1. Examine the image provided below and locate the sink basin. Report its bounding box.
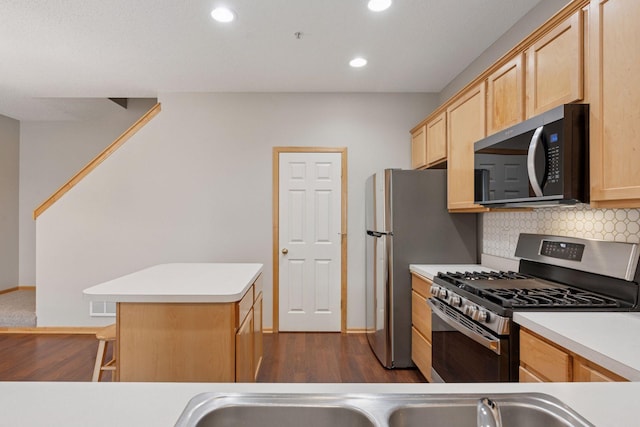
[388,394,592,427]
[174,394,377,427]
[175,392,594,427]
[190,405,375,427]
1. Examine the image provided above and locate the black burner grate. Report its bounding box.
[442,271,530,281]
[479,287,621,309]
[436,270,624,310]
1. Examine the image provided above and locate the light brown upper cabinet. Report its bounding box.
[487,54,525,135]
[589,0,640,207]
[409,0,640,209]
[426,111,447,167]
[525,9,584,118]
[446,82,488,212]
[411,124,427,169]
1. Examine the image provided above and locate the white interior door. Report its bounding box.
[279,152,342,331]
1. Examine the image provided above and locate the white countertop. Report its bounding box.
[83,263,263,303]
[410,264,495,280]
[514,311,640,381]
[1,381,639,426]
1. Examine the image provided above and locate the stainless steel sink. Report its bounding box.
[175,394,377,427]
[387,394,592,427]
[175,392,594,427]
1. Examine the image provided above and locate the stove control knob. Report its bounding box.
[438,288,448,299]
[450,295,462,307]
[430,286,439,297]
[473,310,489,323]
[463,305,477,318]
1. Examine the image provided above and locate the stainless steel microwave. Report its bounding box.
[474,104,589,208]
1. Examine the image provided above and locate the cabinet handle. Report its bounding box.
[281,248,288,254]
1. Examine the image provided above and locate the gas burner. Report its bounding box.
[436,271,531,293]
[443,271,530,281]
[479,287,621,309]
[435,269,628,311]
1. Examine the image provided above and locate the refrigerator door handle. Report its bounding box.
[367,230,393,238]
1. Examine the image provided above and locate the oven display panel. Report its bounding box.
[540,240,585,261]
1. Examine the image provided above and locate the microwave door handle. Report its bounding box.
[527,125,545,197]
[428,300,502,355]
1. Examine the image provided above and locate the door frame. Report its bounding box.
[272,146,348,333]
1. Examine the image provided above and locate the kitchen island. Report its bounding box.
[83,263,263,382]
[1,381,639,426]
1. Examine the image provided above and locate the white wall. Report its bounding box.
[19,98,157,286]
[440,0,571,103]
[36,92,438,327]
[0,114,20,291]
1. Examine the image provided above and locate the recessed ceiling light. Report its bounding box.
[367,0,392,12]
[349,57,368,68]
[211,7,236,23]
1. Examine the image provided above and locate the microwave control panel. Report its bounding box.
[546,132,561,184]
[542,119,564,193]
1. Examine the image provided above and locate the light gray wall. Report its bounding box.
[0,114,20,291]
[19,98,157,286]
[439,0,571,103]
[35,92,438,327]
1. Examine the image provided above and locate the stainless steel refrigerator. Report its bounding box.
[365,169,478,368]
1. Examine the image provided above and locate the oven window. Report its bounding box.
[431,310,512,383]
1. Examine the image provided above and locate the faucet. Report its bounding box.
[477,397,502,427]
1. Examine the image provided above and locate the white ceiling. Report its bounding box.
[0,0,543,121]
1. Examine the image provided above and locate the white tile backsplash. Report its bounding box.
[482,204,640,259]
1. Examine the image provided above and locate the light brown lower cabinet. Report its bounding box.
[519,328,627,383]
[411,273,433,381]
[411,327,432,381]
[116,274,263,382]
[253,291,263,380]
[235,306,254,382]
[236,280,264,382]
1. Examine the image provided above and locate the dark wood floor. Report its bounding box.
[258,332,425,382]
[0,332,425,383]
[0,334,100,381]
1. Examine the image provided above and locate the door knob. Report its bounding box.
[281,248,289,254]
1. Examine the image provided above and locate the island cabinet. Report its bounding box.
[253,276,264,380]
[235,276,262,382]
[411,273,433,382]
[486,54,525,135]
[446,82,488,212]
[588,0,640,207]
[117,274,263,383]
[525,8,585,118]
[235,273,264,382]
[519,328,627,383]
[87,264,266,383]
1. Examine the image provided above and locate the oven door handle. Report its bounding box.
[428,299,502,356]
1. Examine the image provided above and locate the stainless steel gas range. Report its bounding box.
[428,233,640,383]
